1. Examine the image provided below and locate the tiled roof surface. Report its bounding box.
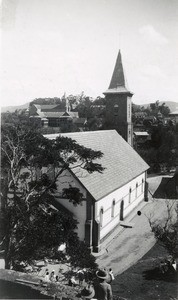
[40,105,58,110]
[33,104,41,109]
[43,112,65,118]
[43,111,78,118]
[45,130,149,201]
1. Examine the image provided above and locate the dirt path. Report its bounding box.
[96,175,176,276]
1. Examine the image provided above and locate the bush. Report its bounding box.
[67,236,98,271]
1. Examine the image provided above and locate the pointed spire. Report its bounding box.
[104,50,133,95]
[61,92,66,102]
[109,50,126,89]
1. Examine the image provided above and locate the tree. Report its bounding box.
[1,115,104,269]
[137,120,176,172]
[76,96,93,118]
[149,100,170,117]
[148,201,178,258]
[150,100,160,116]
[30,97,62,105]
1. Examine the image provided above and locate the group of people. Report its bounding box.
[43,267,115,299]
[44,269,60,283]
[80,268,114,300]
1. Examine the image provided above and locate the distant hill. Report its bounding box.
[1,100,178,114]
[139,101,178,112]
[1,102,29,113]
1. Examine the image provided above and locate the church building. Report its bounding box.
[44,50,149,252]
[45,130,149,253]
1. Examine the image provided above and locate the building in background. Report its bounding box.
[28,98,86,131]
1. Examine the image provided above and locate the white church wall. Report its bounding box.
[54,169,87,241]
[95,172,146,240]
[55,197,86,241]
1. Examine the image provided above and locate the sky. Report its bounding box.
[1,0,178,107]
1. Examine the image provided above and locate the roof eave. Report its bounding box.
[103,89,134,96]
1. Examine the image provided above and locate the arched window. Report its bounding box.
[111,200,115,218]
[100,208,104,227]
[129,188,132,203]
[114,104,119,116]
[141,179,144,193]
[135,183,138,198]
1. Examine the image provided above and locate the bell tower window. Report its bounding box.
[114,104,119,116]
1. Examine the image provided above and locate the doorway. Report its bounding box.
[120,200,124,221]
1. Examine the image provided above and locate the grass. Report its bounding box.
[111,243,178,300]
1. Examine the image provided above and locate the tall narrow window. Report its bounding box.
[100,208,104,227]
[135,183,138,198]
[129,188,132,203]
[111,200,115,218]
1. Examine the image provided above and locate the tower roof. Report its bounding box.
[104,50,133,95]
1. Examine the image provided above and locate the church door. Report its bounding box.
[120,200,124,221]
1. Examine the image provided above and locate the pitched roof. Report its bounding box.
[40,105,58,111]
[44,130,149,201]
[42,111,79,118]
[32,104,66,112]
[43,112,66,118]
[104,50,133,95]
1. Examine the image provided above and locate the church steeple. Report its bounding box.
[103,50,133,146]
[104,50,132,95]
[109,50,126,88]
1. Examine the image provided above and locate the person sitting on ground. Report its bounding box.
[69,275,77,286]
[77,269,85,286]
[94,269,113,300]
[44,271,50,282]
[43,268,48,277]
[49,270,55,282]
[80,284,97,299]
